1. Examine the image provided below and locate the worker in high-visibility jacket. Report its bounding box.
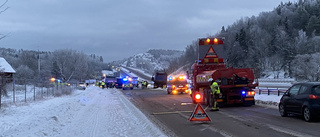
[208,78,221,111]
[101,81,105,89]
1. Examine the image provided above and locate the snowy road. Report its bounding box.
[0,86,166,137]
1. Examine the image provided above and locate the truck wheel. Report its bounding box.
[204,90,209,106]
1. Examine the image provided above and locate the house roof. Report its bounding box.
[0,57,16,73]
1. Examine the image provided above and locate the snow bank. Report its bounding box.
[0,86,166,137]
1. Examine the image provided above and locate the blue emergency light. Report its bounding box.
[241,91,246,95]
[123,78,128,81]
[168,76,173,80]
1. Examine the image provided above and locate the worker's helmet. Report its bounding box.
[208,78,213,82]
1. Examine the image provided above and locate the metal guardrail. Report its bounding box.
[258,78,295,83]
[255,88,288,96]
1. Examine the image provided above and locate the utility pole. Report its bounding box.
[38,49,41,84]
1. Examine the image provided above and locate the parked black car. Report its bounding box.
[279,82,320,122]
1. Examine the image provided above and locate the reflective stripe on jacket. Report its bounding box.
[210,82,221,94]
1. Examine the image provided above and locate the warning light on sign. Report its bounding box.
[214,38,218,43]
[206,38,210,43]
[199,38,224,45]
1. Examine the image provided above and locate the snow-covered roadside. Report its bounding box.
[255,94,282,108]
[0,86,167,137]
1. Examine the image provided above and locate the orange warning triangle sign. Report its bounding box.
[188,103,211,121]
[205,46,218,58]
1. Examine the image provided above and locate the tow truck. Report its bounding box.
[167,75,190,94]
[189,37,258,106]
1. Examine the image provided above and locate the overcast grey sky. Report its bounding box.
[0,0,295,62]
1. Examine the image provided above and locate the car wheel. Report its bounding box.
[303,107,313,122]
[279,103,287,117]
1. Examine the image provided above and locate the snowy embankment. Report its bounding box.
[0,86,166,137]
[255,94,282,108]
[255,79,293,108]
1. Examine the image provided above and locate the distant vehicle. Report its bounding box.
[122,77,133,90]
[151,71,167,88]
[132,77,139,88]
[115,78,123,89]
[167,75,189,94]
[279,82,320,122]
[85,79,96,86]
[105,76,117,88]
[77,82,86,90]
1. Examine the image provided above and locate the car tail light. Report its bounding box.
[309,94,320,99]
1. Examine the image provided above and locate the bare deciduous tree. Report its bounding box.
[52,49,88,82]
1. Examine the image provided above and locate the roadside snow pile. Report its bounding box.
[0,86,166,137]
[255,94,282,108]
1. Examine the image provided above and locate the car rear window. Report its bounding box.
[312,85,320,95]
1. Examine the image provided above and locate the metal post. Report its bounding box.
[13,78,15,103]
[0,79,2,109]
[25,81,27,102]
[34,84,36,101]
[267,87,270,95]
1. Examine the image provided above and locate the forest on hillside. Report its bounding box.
[170,0,320,81]
[0,48,107,83]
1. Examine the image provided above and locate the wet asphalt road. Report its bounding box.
[121,88,320,137]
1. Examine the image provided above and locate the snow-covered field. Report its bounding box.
[0,86,166,137]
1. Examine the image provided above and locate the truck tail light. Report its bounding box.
[242,91,255,97]
[247,91,255,96]
[194,93,202,102]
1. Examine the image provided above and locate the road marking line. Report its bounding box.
[181,103,193,105]
[266,124,314,137]
[152,111,193,115]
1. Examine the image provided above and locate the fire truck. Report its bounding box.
[189,37,258,106]
[167,75,190,94]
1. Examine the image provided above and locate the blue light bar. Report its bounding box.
[241,91,246,95]
[123,78,128,81]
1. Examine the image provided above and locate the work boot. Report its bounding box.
[211,102,219,111]
[211,107,219,111]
